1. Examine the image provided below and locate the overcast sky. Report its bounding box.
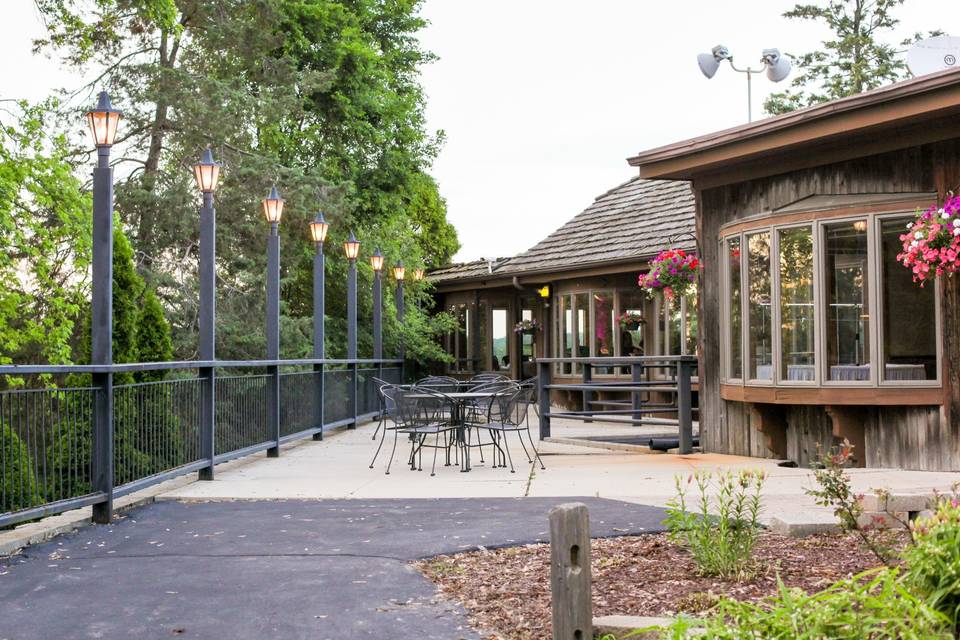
[4,1,960,262]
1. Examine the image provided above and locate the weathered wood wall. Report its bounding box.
[697,139,960,470]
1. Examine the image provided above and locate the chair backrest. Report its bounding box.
[396,387,451,427]
[415,375,459,393]
[471,380,519,395]
[490,386,535,426]
[379,384,403,423]
[470,373,509,384]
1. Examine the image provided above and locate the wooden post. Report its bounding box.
[538,360,551,440]
[582,363,593,424]
[549,503,592,640]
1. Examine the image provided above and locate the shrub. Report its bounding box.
[806,440,904,566]
[1,422,42,514]
[664,470,765,579]
[669,568,951,639]
[904,496,960,635]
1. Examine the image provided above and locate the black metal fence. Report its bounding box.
[0,358,401,528]
[535,355,698,453]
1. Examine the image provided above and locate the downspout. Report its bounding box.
[512,276,525,291]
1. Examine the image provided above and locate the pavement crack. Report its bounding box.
[40,551,410,562]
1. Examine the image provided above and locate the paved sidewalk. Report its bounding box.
[0,498,666,639]
[161,419,960,525]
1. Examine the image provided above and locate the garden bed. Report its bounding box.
[416,531,904,640]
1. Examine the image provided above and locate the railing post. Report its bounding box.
[349,361,359,428]
[549,503,592,640]
[678,358,693,455]
[91,135,114,525]
[581,362,593,424]
[631,361,643,423]
[537,360,551,440]
[313,362,325,441]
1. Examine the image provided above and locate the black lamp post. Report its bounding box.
[393,261,406,360]
[263,186,284,457]
[308,212,330,441]
[370,248,384,360]
[87,91,121,524]
[343,231,360,360]
[193,147,221,480]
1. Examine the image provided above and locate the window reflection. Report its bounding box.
[779,227,815,381]
[727,237,742,378]
[491,308,509,372]
[881,218,936,380]
[558,294,573,375]
[825,221,869,381]
[747,232,772,380]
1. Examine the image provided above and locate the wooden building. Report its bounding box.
[429,177,697,406]
[630,67,960,470]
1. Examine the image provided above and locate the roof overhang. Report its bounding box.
[628,67,960,188]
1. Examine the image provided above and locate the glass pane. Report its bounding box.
[455,304,468,372]
[593,291,615,374]
[747,232,772,380]
[779,227,815,381]
[521,308,534,358]
[667,298,682,356]
[520,305,536,380]
[727,238,742,378]
[477,301,488,371]
[491,307,509,372]
[685,295,698,356]
[881,218,936,380]
[618,290,645,357]
[825,221,869,381]
[558,295,573,375]
[575,292,590,361]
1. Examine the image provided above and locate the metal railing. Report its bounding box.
[0,357,401,528]
[535,355,698,454]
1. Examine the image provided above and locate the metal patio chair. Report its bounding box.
[386,387,461,476]
[476,386,545,473]
[369,382,406,469]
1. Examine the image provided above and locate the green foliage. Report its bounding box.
[0,100,91,384]
[764,0,937,115]
[806,440,904,565]
[1,423,42,513]
[904,496,960,634]
[663,470,765,579]
[670,568,951,639]
[136,289,174,380]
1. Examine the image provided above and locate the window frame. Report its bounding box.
[719,208,941,390]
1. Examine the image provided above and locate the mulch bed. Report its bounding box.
[416,532,903,640]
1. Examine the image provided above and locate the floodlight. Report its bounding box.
[762,48,791,82]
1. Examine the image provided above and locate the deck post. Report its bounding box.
[537,360,551,440]
[677,358,693,454]
[631,361,643,423]
[581,362,593,424]
[350,361,359,428]
[549,503,592,640]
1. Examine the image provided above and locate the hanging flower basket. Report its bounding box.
[617,311,644,330]
[513,319,541,334]
[638,249,699,301]
[898,194,960,285]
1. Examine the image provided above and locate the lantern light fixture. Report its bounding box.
[309,212,330,244]
[193,147,221,193]
[343,230,361,261]
[86,91,122,148]
[393,261,406,281]
[370,247,384,272]
[262,185,284,224]
[413,268,425,282]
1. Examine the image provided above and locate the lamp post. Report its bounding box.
[86,91,121,524]
[263,186,284,457]
[370,248,384,360]
[696,46,791,122]
[193,147,221,480]
[308,212,329,440]
[413,268,425,311]
[393,262,406,361]
[343,231,360,359]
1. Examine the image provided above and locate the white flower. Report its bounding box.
[954,227,960,236]
[945,211,952,219]
[912,240,920,247]
[907,223,913,229]
[915,231,924,239]
[939,208,946,215]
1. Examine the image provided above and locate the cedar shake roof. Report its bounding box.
[428,177,695,285]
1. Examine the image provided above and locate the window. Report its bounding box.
[726,237,742,378]
[880,218,937,381]
[446,303,475,373]
[778,227,815,382]
[824,221,869,381]
[575,293,590,361]
[594,291,615,357]
[491,307,509,372]
[747,232,772,381]
[557,294,573,374]
[721,210,940,388]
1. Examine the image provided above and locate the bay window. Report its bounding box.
[721,212,939,388]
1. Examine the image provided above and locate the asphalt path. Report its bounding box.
[0,497,666,639]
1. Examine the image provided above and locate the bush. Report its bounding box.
[1,423,42,514]
[904,496,960,634]
[664,470,765,579]
[670,568,951,639]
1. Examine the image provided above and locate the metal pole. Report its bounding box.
[746,70,753,123]
[313,242,325,440]
[266,223,281,457]
[678,358,693,454]
[199,191,216,480]
[537,359,551,440]
[347,259,357,360]
[373,270,382,360]
[395,281,405,360]
[91,145,114,524]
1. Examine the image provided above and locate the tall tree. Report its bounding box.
[764,0,933,115]
[34,0,458,361]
